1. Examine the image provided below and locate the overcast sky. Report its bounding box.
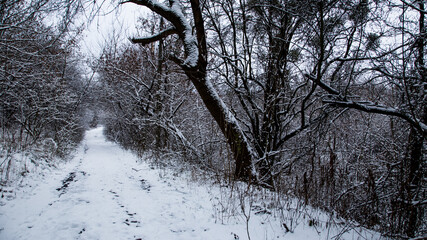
[80,0,149,58]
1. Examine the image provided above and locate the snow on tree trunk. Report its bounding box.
[128,0,255,180]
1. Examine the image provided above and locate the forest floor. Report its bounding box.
[0,127,382,240]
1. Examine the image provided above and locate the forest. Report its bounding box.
[0,0,426,239]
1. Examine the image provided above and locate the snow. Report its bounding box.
[0,127,383,240]
[169,0,199,68]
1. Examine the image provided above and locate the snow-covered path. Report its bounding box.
[0,127,383,240]
[0,127,257,240]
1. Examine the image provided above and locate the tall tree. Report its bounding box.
[126,0,254,180]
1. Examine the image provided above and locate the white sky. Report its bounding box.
[80,0,150,58]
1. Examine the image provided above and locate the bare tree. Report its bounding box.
[0,0,87,182]
[300,0,426,237]
[125,0,254,180]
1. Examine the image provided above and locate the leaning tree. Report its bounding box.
[125,0,255,180]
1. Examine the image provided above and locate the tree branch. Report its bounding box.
[130,27,177,45]
[306,74,427,136]
[323,99,427,136]
[124,0,181,27]
[125,0,199,68]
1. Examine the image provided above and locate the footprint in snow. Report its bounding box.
[140,179,151,192]
[108,190,142,227]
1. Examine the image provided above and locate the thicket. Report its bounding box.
[0,0,88,183]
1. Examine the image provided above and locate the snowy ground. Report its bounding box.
[0,127,383,240]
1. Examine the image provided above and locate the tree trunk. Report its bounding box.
[185,69,253,180]
[404,1,425,236]
[404,127,423,237]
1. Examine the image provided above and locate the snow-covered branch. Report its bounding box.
[306,74,427,135]
[323,99,427,135]
[126,0,199,68]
